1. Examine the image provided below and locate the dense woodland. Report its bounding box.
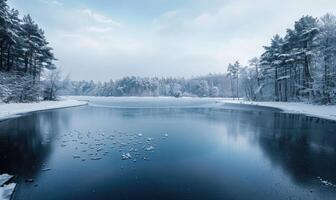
[61,74,232,98]
[258,14,336,104]
[0,0,58,102]
[0,0,335,104]
[63,14,336,104]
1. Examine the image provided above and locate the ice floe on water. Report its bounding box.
[317,177,336,188]
[0,129,169,199]
[41,168,52,172]
[91,157,102,160]
[0,174,16,200]
[121,153,132,160]
[145,145,155,151]
[51,128,169,171]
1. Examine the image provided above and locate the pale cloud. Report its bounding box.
[40,0,63,6]
[81,9,121,27]
[10,0,336,80]
[83,26,114,33]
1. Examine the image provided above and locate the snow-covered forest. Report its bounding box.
[1,0,335,105]
[0,0,58,103]
[258,14,336,104]
[61,74,231,98]
[63,14,336,104]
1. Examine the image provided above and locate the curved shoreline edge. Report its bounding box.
[220,100,336,122]
[0,99,88,123]
[69,96,336,122]
[71,96,336,122]
[1,96,335,123]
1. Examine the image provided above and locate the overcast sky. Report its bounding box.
[8,0,336,81]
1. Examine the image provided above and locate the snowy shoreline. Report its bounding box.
[2,96,334,122]
[220,99,336,122]
[0,99,88,122]
[69,96,336,122]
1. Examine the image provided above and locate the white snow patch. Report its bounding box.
[0,174,16,200]
[0,174,13,186]
[145,146,155,151]
[0,183,16,200]
[121,153,132,160]
[220,99,336,121]
[0,99,87,121]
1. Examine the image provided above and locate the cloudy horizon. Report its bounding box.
[8,0,336,81]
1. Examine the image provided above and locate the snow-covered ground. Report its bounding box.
[220,99,336,121]
[0,99,88,122]
[0,174,15,200]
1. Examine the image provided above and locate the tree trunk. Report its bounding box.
[6,45,11,71]
[275,65,279,101]
[24,52,29,73]
[230,78,234,98]
[236,76,239,99]
[0,40,3,71]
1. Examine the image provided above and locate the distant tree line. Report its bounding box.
[61,74,232,98]
[0,0,58,102]
[64,14,336,104]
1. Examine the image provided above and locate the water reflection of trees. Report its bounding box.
[0,110,71,179]
[18,106,333,187]
[195,108,336,186]
[256,113,336,185]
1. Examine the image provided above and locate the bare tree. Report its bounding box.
[43,69,63,100]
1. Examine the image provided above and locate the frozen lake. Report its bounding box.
[1,97,336,200]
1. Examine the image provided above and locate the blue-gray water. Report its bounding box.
[1,98,336,200]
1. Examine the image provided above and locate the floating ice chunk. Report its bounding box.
[121,153,132,160]
[147,138,153,142]
[143,157,150,161]
[0,183,16,200]
[137,133,143,137]
[91,157,102,160]
[145,146,155,151]
[41,168,51,172]
[317,177,336,188]
[164,133,169,137]
[25,179,34,183]
[0,174,13,186]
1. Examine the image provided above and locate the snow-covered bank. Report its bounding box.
[67,96,336,121]
[0,174,15,200]
[221,99,336,121]
[0,99,88,122]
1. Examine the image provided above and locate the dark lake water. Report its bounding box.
[1,97,336,200]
